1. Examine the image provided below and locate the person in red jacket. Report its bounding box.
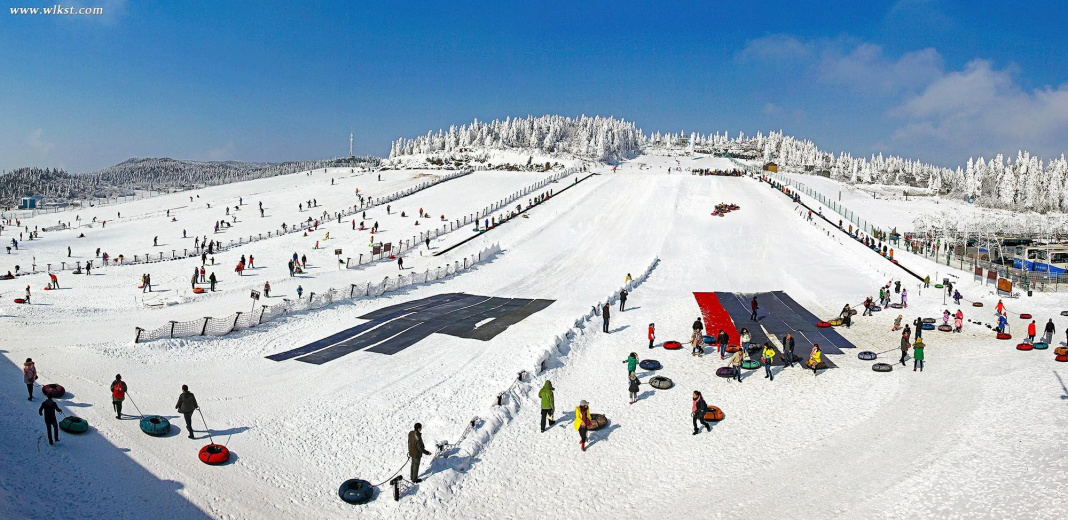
[648,323,655,349]
[111,374,128,419]
[1027,320,1037,344]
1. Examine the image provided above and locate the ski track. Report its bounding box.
[2,155,1066,519]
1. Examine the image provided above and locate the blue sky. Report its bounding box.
[2,0,1067,172]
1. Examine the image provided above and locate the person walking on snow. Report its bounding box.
[727,348,744,382]
[996,299,1005,316]
[1043,319,1056,344]
[913,337,925,372]
[23,358,37,401]
[690,328,703,357]
[602,302,611,333]
[407,423,431,482]
[24,285,30,304]
[397,257,404,270]
[209,272,217,292]
[692,391,711,435]
[900,329,911,366]
[943,310,951,326]
[761,343,776,380]
[863,297,873,316]
[175,385,199,439]
[648,323,655,349]
[996,314,1008,334]
[750,296,759,320]
[954,310,963,333]
[953,290,962,305]
[111,375,128,419]
[39,395,61,445]
[739,327,752,351]
[628,375,640,404]
[263,281,271,298]
[1027,320,1037,344]
[49,273,58,289]
[914,317,924,339]
[619,289,628,311]
[574,401,594,451]
[538,381,555,432]
[624,353,638,377]
[296,285,303,298]
[901,288,908,308]
[717,329,730,359]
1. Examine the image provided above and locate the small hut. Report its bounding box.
[762,162,779,173]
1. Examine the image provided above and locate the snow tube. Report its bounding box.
[816,321,831,328]
[937,324,953,332]
[891,259,898,264]
[972,302,984,307]
[724,344,741,353]
[996,333,1012,340]
[858,351,877,360]
[649,376,673,389]
[42,384,65,398]
[827,318,843,326]
[59,416,88,434]
[935,284,944,288]
[1056,354,1068,363]
[889,303,903,309]
[1020,313,1032,319]
[338,479,374,505]
[870,305,882,312]
[139,415,171,437]
[922,318,936,324]
[1054,346,1068,356]
[588,413,609,431]
[921,324,935,331]
[702,335,715,344]
[663,341,682,350]
[1016,343,1034,351]
[849,309,858,316]
[192,287,205,294]
[715,367,734,378]
[703,406,725,422]
[872,363,893,372]
[198,444,230,465]
[639,359,661,370]
[1032,342,1048,350]
[13,298,26,304]
[43,286,53,291]
[741,359,760,370]
[1061,310,1068,316]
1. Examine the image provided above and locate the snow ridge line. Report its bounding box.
[12,170,474,277]
[420,256,661,495]
[132,243,503,343]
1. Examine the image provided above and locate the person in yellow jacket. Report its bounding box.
[807,344,823,376]
[574,400,594,451]
[761,343,776,381]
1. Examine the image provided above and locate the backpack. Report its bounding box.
[111,381,125,400]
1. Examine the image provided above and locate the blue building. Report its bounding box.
[20,195,45,209]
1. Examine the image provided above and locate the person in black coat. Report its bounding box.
[692,317,703,334]
[782,333,796,367]
[692,391,711,435]
[602,302,611,333]
[39,396,61,445]
[913,317,923,339]
[619,289,628,312]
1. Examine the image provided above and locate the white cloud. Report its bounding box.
[204,140,236,161]
[736,34,813,62]
[893,60,1068,157]
[27,129,55,155]
[762,102,783,116]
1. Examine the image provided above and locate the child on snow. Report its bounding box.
[892,314,903,331]
[628,375,640,404]
[648,323,655,349]
[624,353,638,378]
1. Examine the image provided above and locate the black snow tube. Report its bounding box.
[922,318,936,324]
[639,359,662,370]
[937,324,953,332]
[889,303,903,309]
[663,341,682,350]
[858,351,877,360]
[339,479,375,505]
[588,413,609,431]
[715,367,734,378]
[649,376,673,389]
[921,323,935,330]
[872,363,893,372]
[1061,310,1068,317]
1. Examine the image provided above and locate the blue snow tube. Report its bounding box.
[870,305,882,312]
[639,359,661,370]
[1033,342,1049,350]
[702,335,715,345]
[139,415,171,437]
[339,479,375,505]
[921,323,935,330]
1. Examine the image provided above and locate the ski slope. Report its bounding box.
[1,154,1066,519]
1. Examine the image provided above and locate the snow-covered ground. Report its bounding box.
[2,154,1066,519]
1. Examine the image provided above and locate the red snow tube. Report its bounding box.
[1056,354,1068,362]
[42,384,65,398]
[703,406,725,422]
[43,286,53,291]
[996,333,1011,340]
[1020,313,1032,319]
[1016,343,1034,351]
[724,344,741,353]
[891,259,898,264]
[192,287,205,294]
[663,341,682,350]
[198,444,230,465]
[816,321,831,328]
[14,298,26,304]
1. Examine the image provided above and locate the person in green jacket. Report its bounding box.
[539,381,555,432]
[624,352,638,378]
[913,338,925,372]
